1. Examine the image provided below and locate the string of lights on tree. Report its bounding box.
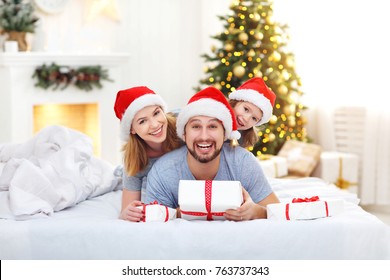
[197,0,309,155]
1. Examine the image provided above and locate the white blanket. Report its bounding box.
[0,125,121,220]
[1,184,389,260]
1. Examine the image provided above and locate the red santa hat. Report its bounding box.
[229,77,276,126]
[176,86,241,142]
[114,86,167,141]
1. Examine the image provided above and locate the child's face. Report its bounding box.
[233,101,263,130]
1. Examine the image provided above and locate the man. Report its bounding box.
[145,86,279,221]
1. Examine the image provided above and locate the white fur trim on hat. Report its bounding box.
[229,89,273,126]
[120,94,167,141]
[176,98,239,141]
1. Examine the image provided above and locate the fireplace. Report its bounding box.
[33,103,100,155]
[0,52,129,165]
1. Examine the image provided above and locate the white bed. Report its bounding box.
[1,126,389,260]
[1,176,389,260]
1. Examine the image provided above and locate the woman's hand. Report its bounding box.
[119,200,145,222]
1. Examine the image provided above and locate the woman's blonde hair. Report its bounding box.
[229,99,259,148]
[122,112,182,176]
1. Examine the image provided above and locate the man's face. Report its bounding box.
[183,116,225,163]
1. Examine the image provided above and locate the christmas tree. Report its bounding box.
[197,0,309,155]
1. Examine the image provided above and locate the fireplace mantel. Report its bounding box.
[0,52,129,66]
[0,52,130,165]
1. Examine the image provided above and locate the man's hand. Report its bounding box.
[224,188,267,221]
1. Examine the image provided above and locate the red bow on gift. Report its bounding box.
[292,196,320,203]
[141,201,169,222]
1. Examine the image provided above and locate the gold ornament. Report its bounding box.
[269,115,277,125]
[268,133,276,142]
[247,49,256,57]
[254,32,264,40]
[282,70,290,81]
[253,13,261,22]
[283,104,296,116]
[225,43,234,52]
[270,51,281,62]
[278,84,288,95]
[283,105,291,116]
[266,17,274,24]
[233,65,246,78]
[230,0,239,8]
[238,32,249,42]
[288,116,296,127]
[286,56,294,68]
[255,71,263,78]
[214,83,222,90]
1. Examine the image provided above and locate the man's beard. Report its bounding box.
[187,143,222,163]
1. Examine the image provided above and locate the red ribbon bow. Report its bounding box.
[141,201,169,222]
[285,196,328,220]
[292,196,320,203]
[180,180,225,221]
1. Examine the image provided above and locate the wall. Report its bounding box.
[272,0,390,144]
[29,0,229,110]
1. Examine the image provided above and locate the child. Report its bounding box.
[229,77,276,148]
[114,86,182,222]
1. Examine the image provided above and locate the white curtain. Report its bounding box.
[361,109,390,205]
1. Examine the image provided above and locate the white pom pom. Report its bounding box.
[230,130,241,140]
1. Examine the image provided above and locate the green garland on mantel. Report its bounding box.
[32,63,113,91]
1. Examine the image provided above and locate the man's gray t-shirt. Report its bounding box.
[145,143,273,208]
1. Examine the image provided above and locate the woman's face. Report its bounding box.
[233,101,263,130]
[131,105,168,145]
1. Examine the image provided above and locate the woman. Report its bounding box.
[229,77,276,148]
[114,86,182,222]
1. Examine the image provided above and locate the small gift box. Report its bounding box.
[277,140,322,177]
[267,196,344,220]
[257,155,288,178]
[136,201,177,222]
[312,151,359,193]
[178,180,243,221]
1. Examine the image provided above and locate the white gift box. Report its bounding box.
[312,151,359,193]
[267,197,344,220]
[257,155,288,178]
[136,203,176,222]
[178,180,243,221]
